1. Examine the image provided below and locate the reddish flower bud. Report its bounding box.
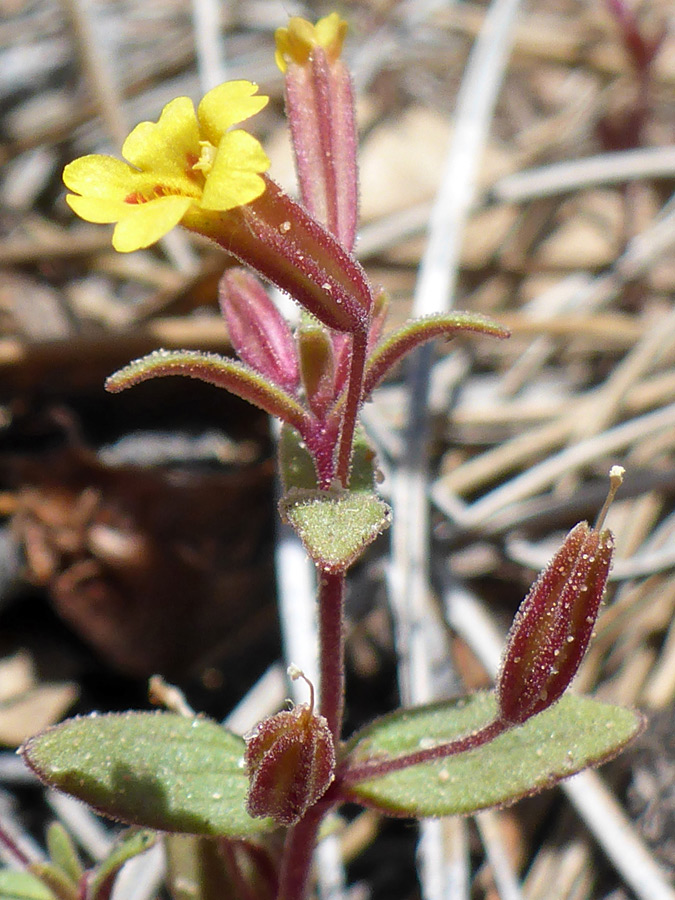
[244,671,335,826]
[219,268,299,394]
[276,15,358,251]
[498,521,614,725]
[498,468,624,725]
[298,321,336,419]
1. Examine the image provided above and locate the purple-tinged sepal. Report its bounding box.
[190,177,372,335]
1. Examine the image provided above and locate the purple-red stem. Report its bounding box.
[0,823,31,867]
[276,805,325,900]
[318,569,346,742]
[277,295,368,899]
[336,330,368,487]
[219,839,258,900]
[339,718,508,786]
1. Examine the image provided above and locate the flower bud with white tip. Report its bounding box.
[244,667,335,826]
[497,467,624,725]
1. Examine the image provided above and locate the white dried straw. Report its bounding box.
[390,0,527,892]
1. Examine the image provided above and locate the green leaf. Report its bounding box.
[165,835,249,900]
[24,867,74,900]
[343,691,644,817]
[106,350,309,434]
[22,713,273,838]
[0,871,56,900]
[89,830,157,900]
[364,312,509,397]
[281,489,391,571]
[46,824,82,887]
[279,425,318,491]
[349,428,380,493]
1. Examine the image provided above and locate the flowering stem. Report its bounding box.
[336,329,368,487]
[318,569,346,742]
[276,804,325,900]
[340,718,507,785]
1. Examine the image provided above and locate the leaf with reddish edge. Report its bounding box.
[219,268,299,394]
[21,713,273,838]
[106,349,310,435]
[340,691,644,819]
[24,864,74,900]
[363,313,509,397]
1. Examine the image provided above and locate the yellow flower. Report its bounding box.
[275,13,348,72]
[63,81,270,252]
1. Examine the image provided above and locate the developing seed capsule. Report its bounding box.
[497,467,623,725]
[244,668,335,826]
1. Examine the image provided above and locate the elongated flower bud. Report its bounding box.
[498,468,624,725]
[219,268,299,394]
[298,320,336,419]
[244,670,335,826]
[276,14,358,251]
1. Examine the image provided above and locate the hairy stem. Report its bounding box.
[341,718,507,785]
[336,330,368,487]
[318,569,346,742]
[276,805,324,900]
[0,825,31,867]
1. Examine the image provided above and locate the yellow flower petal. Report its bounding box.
[197,81,268,147]
[122,97,201,182]
[63,155,143,201]
[314,13,348,60]
[111,195,193,252]
[275,13,347,72]
[66,193,130,224]
[200,130,269,211]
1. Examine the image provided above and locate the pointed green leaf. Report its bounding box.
[281,489,391,572]
[364,313,509,396]
[0,871,57,900]
[21,713,273,838]
[279,425,318,491]
[106,350,309,434]
[24,867,74,900]
[343,691,644,817]
[350,427,380,493]
[46,824,82,887]
[89,831,157,900]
